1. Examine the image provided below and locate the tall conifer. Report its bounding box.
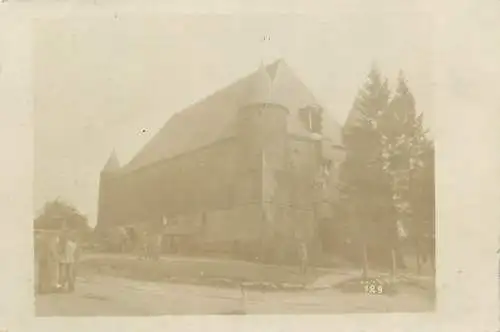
[340,67,394,277]
[382,71,434,273]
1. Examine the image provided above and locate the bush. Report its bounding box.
[34,199,92,241]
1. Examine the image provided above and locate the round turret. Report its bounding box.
[237,62,291,170]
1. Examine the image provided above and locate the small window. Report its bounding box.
[299,106,322,134]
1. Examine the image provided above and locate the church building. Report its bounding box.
[96,59,345,262]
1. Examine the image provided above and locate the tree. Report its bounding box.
[380,71,434,274]
[341,67,394,278]
[378,71,418,277]
[408,139,435,272]
[34,199,91,233]
[341,67,435,280]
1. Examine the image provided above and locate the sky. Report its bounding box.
[34,13,434,226]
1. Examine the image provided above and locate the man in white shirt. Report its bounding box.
[58,231,79,292]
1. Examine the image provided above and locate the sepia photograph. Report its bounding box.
[33,13,435,316]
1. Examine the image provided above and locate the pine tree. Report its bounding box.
[409,138,435,273]
[341,67,394,278]
[341,68,434,279]
[381,71,434,274]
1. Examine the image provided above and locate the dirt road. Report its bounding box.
[36,274,434,316]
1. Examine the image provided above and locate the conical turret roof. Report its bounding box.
[244,59,319,113]
[267,59,316,111]
[245,62,273,105]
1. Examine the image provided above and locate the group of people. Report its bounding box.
[35,229,80,294]
[135,231,162,261]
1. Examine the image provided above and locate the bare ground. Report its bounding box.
[35,253,435,316]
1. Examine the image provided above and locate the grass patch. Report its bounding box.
[79,256,326,290]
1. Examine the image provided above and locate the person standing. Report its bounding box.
[299,241,308,275]
[135,228,147,260]
[58,231,78,292]
[48,232,62,292]
[151,233,162,261]
[36,232,53,293]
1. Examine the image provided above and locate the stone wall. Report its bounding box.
[96,103,345,262]
[98,138,239,228]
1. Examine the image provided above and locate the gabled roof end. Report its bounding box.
[102,149,120,173]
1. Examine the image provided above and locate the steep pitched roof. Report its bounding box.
[246,63,273,105]
[102,150,120,173]
[122,60,343,173]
